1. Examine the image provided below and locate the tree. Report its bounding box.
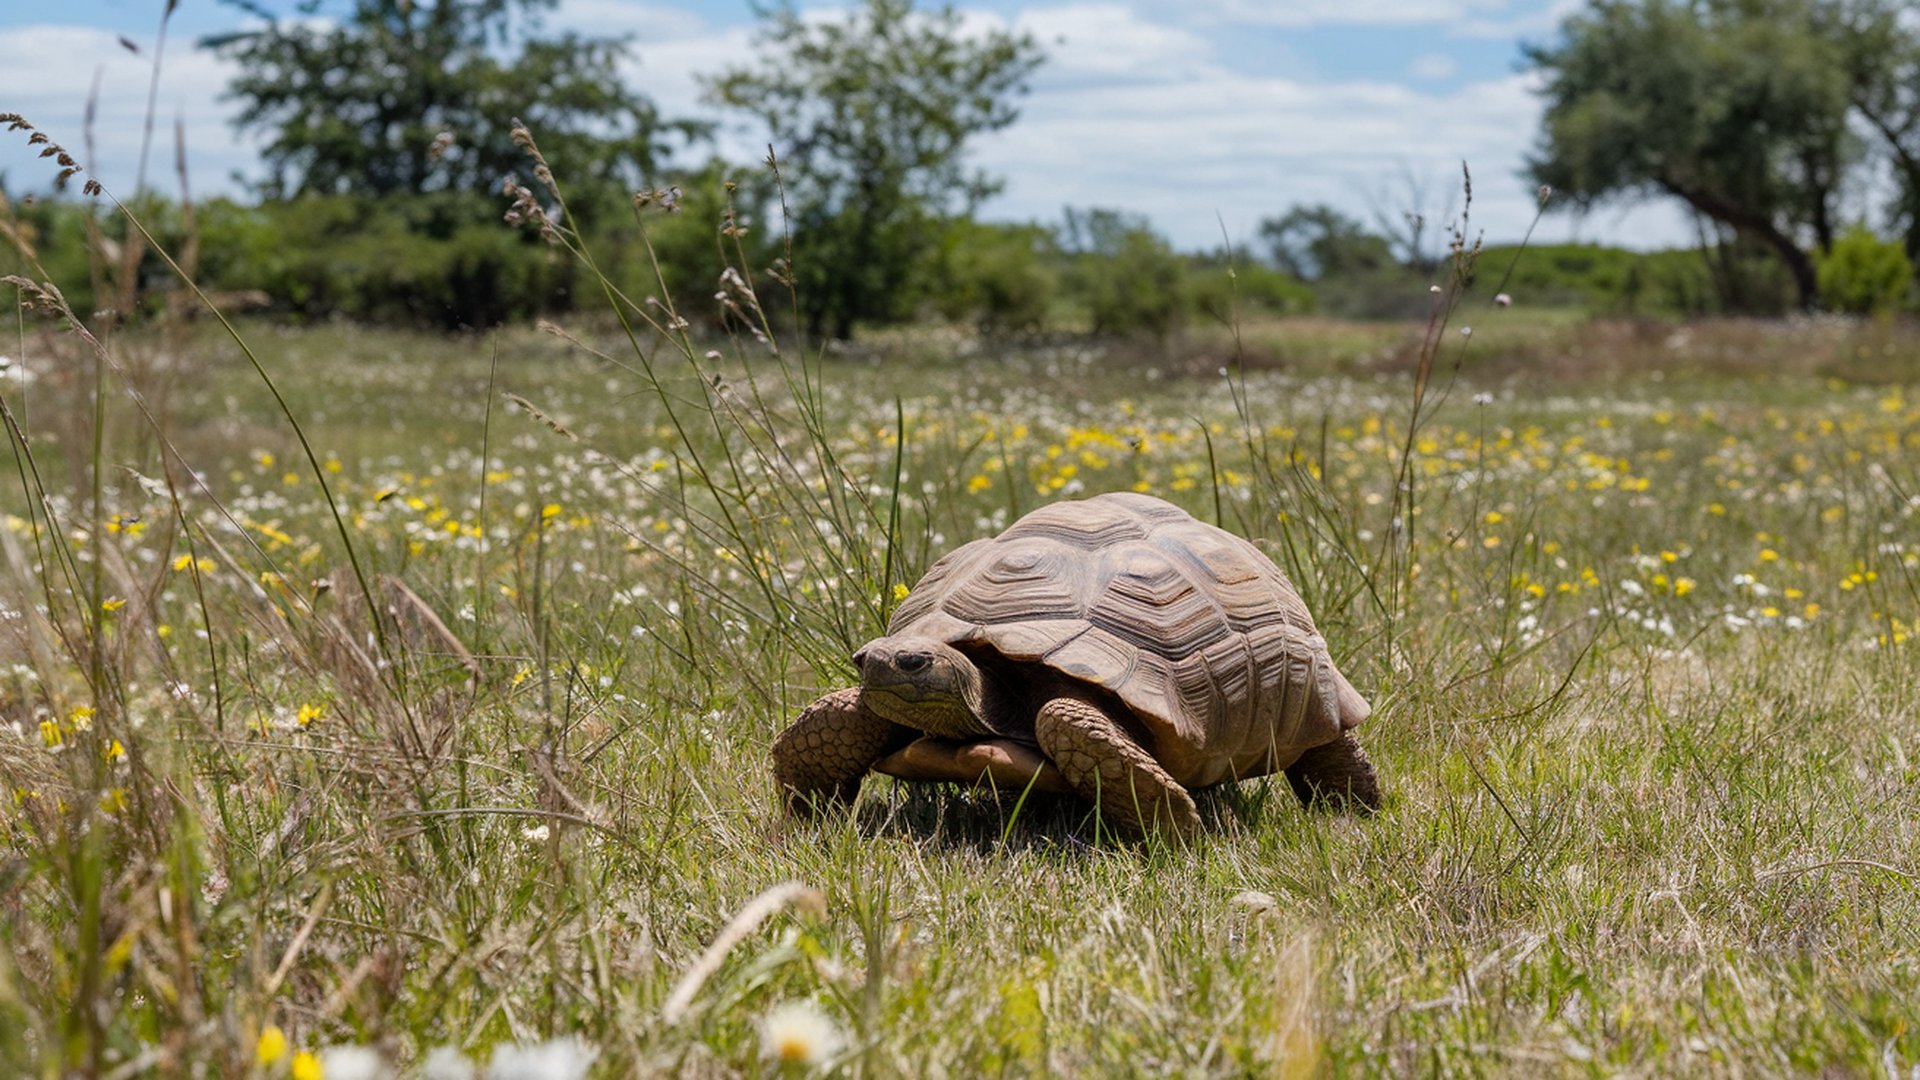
[1060,207,1185,340]
[1256,204,1395,281]
[1526,0,1859,310]
[1362,165,1457,276]
[209,0,697,206]
[704,0,1044,340]
[1831,0,1920,261]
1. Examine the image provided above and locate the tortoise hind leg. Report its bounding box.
[1034,695,1200,840]
[1285,732,1382,812]
[773,688,915,816]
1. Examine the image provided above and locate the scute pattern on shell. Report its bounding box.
[888,492,1369,788]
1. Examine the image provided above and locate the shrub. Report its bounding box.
[930,220,1058,337]
[1186,258,1315,324]
[1060,208,1186,340]
[203,194,576,329]
[1817,225,1915,316]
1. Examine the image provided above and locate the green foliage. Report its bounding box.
[1836,1,1920,260]
[1257,204,1395,281]
[1817,225,1916,314]
[703,0,1044,340]
[583,163,783,334]
[929,220,1058,337]
[198,0,704,329]
[0,191,230,320]
[0,191,104,312]
[1059,208,1186,340]
[1528,0,1861,310]
[1185,257,1316,325]
[210,0,696,206]
[205,193,576,328]
[1474,243,1721,315]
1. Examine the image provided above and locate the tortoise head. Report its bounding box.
[853,636,998,738]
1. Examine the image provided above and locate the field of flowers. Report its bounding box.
[1,311,1916,1076]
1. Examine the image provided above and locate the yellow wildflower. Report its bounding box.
[256,1025,289,1066]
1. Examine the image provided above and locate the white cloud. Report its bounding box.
[1408,52,1459,79]
[1174,0,1515,27]
[0,24,260,198]
[543,0,710,40]
[1449,0,1580,40]
[1015,4,1216,85]
[969,60,1690,250]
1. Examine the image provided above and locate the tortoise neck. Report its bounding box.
[966,662,1018,736]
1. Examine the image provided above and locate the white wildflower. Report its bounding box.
[759,1000,843,1068]
[318,1045,392,1080]
[485,1036,598,1080]
[422,1046,476,1080]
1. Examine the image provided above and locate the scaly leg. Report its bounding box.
[1034,695,1199,840]
[772,688,915,815]
[1283,732,1382,812]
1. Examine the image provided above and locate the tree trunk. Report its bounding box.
[1773,238,1819,311]
[1663,179,1819,310]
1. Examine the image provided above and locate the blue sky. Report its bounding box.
[0,0,1696,251]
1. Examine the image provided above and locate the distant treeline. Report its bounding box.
[12,186,1886,338]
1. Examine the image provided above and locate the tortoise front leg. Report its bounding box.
[1033,695,1200,840]
[1284,732,1382,812]
[772,688,916,815]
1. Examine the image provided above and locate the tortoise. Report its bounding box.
[771,491,1379,838]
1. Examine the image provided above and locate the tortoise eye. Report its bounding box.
[896,651,932,673]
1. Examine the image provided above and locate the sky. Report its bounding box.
[0,0,1697,252]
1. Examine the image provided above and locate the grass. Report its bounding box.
[0,301,1915,1075]
[1,133,1918,1075]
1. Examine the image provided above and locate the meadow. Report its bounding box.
[1,287,1917,1076]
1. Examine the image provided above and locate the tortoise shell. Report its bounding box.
[886,491,1370,789]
